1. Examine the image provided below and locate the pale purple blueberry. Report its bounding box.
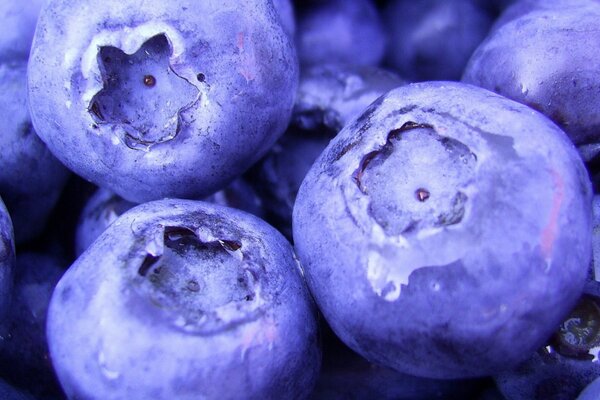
[28,0,298,203]
[48,199,320,399]
[293,81,593,379]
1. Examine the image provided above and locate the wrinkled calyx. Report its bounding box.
[89,34,199,149]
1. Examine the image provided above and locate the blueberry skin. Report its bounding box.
[0,61,70,243]
[0,0,45,62]
[293,81,593,379]
[463,1,600,145]
[383,0,492,82]
[28,0,298,203]
[0,252,65,399]
[252,64,404,239]
[0,198,14,321]
[48,199,320,399]
[297,0,386,67]
[578,376,600,400]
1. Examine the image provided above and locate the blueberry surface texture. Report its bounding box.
[463,0,600,145]
[28,0,298,203]
[0,61,70,243]
[293,81,593,379]
[48,199,320,399]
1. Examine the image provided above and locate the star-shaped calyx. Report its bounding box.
[89,34,199,148]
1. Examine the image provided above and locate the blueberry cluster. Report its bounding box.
[2,0,600,399]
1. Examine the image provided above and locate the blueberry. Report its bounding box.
[48,199,320,399]
[296,0,386,67]
[251,64,404,239]
[0,61,70,243]
[28,0,298,203]
[383,0,492,82]
[311,324,487,400]
[0,378,36,400]
[0,198,13,321]
[463,1,600,145]
[272,0,296,38]
[293,81,593,379]
[0,252,65,399]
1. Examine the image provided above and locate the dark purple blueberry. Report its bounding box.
[463,1,600,145]
[0,0,45,62]
[0,61,70,243]
[296,0,386,67]
[28,0,298,203]
[0,252,65,399]
[495,280,600,400]
[311,324,487,400]
[383,0,492,82]
[48,199,320,399]
[251,64,404,239]
[293,81,593,379]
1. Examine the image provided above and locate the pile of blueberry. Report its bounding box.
[2,0,600,399]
